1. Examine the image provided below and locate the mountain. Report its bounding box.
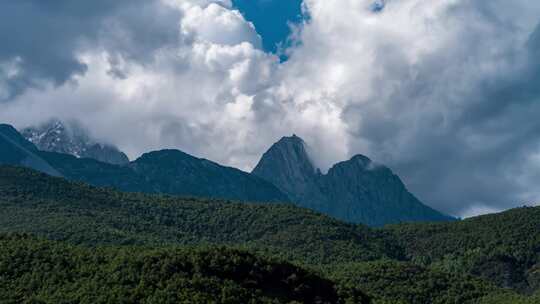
[1,234,364,304]
[0,124,61,177]
[130,149,290,202]
[0,165,398,264]
[252,135,454,226]
[384,206,540,293]
[2,165,539,303]
[0,123,288,203]
[0,124,454,225]
[21,119,129,165]
[326,260,501,304]
[38,149,289,203]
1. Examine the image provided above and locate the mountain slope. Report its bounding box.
[21,119,129,165]
[0,165,399,264]
[37,150,153,192]
[1,165,537,303]
[0,124,62,177]
[1,123,289,204]
[130,149,290,202]
[252,135,321,202]
[32,150,288,203]
[327,260,501,304]
[0,234,366,304]
[253,135,453,226]
[384,206,540,293]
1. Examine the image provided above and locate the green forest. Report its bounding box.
[0,234,368,304]
[1,166,540,303]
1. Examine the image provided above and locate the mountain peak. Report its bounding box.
[334,154,378,171]
[137,149,197,161]
[252,135,321,204]
[21,119,129,165]
[254,134,316,175]
[277,133,306,146]
[253,135,454,226]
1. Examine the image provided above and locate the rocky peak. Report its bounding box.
[343,154,375,169]
[253,135,454,226]
[252,135,319,200]
[254,134,317,176]
[326,154,389,177]
[22,119,85,157]
[21,119,129,165]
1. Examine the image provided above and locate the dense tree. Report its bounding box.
[2,165,540,303]
[0,165,399,265]
[384,207,540,292]
[0,234,369,304]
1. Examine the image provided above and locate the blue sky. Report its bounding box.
[1,0,540,217]
[232,0,304,54]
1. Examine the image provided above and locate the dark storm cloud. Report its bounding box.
[0,0,180,101]
[345,20,540,216]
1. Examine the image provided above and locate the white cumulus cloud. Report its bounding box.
[1,0,540,217]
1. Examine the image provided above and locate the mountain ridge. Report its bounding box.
[1,123,454,226]
[0,124,62,177]
[21,119,130,165]
[0,124,289,204]
[253,135,454,226]
[129,149,290,202]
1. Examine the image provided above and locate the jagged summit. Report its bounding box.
[271,135,316,170]
[254,135,377,180]
[2,122,452,226]
[329,154,380,173]
[21,119,129,165]
[252,135,319,202]
[349,154,373,165]
[253,135,454,226]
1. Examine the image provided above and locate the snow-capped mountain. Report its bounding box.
[21,120,129,165]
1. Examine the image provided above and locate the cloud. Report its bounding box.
[0,0,281,170]
[0,0,181,101]
[180,2,262,48]
[1,0,540,217]
[277,0,540,215]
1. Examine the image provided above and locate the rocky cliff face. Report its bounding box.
[252,135,319,199]
[253,135,454,226]
[21,120,129,165]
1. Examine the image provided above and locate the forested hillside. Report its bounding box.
[0,165,397,265]
[384,207,540,293]
[0,234,367,304]
[1,165,540,303]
